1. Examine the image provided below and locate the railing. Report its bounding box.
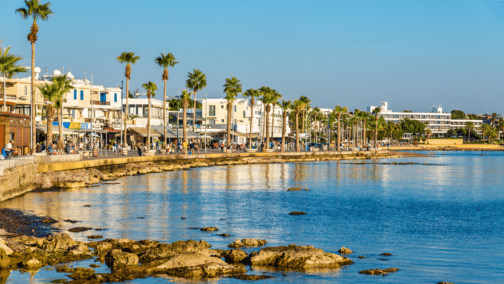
[91,101,111,106]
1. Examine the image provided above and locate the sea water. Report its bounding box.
[2,151,503,283]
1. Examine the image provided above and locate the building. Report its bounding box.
[368,102,484,136]
[126,98,169,128]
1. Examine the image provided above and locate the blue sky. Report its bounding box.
[3,0,504,114]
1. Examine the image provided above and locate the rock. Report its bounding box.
[287,188,309,191]
[188,227,200,230]
[359,267,399,275]
[437,282,455,284]
[67,267,95,280]
[0,238,14,255]
[380,253,392,256]
[358,256,366,259]
[95,242,113,255]
[338,247,353,255]
[69,243,89,255]
[217,234,231,237]
[87,235,103,239]
[289,211,307,215]
[241,239,267,247]
[148,253,247,278]
[139,240,215,263]
[247,244,353,268]
[89,264,101,268]
[40,233,78,252]
[69,227,93,233]
[228,239,245,248]
[105,249,139,271]
[22,258,42,269]
[0,249,10,268]
[222,249,248,263]
[200,227,219,232]
[40,217,58,223]
[229,274,273,281]
[63,219,80,224]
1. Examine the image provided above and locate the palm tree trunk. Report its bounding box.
[295,111,300,151]
[337,114,341,151]
[248,100,254,149]
[270,104,275,145]
[262,104,265,144]
[163,79,167,144]
[281,111,286,152]
[183,104,187,143]
[227,102,232,147]
[374,115,378,147]
[265,108,270,150]
[58,107,63,143]
[31,41,36,153]
[192,92,197,132]
[124,78,129,151]
[353,123,356,149]
[147,95,151,151]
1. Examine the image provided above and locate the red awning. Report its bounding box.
[0,101,16,106]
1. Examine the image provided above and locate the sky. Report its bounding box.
[2,0,504,114]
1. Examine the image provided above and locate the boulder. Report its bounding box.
[289,211,307,215]
[0,249,10,268]
[105,249,139,271]
[0,238,13,255]
[40,233,77,252]
[222,249,248,263]
[247,244,353,269]
[338,247,353,255]
[200,227,219,232]
[22,258,42,269]
[228,239,245,248]
[139,240,215,263]
[67,267,96,280]
[69,243,89,255]
[359,267,399,275]
[241,239,267,247]
[286,188,309,191]
[95,242,113,255]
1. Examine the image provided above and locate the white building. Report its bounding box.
[126,98,169,128]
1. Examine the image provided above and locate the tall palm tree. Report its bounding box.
[481,124,491,142]
[333,106,347,151]
[299,96,311,135]
[181,90,191,143]
[258,86,272,143]
[186,69,207,132]
[466,121,474,141]
[280,100,291,152]
[142,81,158,150]
[372,107,381,147]
[269,90,282,142]
[243,88,261,149]
[361,112,372,147]
[260,91,277,150]
[52,75,74,143]
[291,99,303,151]
[117,52,140,151]
[16,0,53,152]
[223,77,242,148]
[37,82,61,146]
[0,47,27,112]
[349,113,359,149]
[155,52,178,144]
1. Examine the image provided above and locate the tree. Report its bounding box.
[223,77,242,147]
[52,75,74,143]
[186,69,207,132]
[481,124,491,142]
[16,0,53,152]
[142,81,158,150]
[425,129,432,144]
[117,52,140,149]
[0,46,27,112]
[155,52,178,144]
[180,90,191,143]
[37,82,61,146]
[258,86,272,142]
[260,90,276,149]
[465,121,474,141]
[280,100,291,152]
[291,99,303,151]
[372,107,381,147]
[451,110,466,120]
[270,90,282,143]
[350,111,359,148]
[361,112,371,147]
[333,106,347,151]
[243,88,261,149]
[299,96,311,135]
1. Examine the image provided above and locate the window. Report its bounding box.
[209,105,215,116]
[221,105,224,109]
[71,109,76,118]
[222,119,224,123]
[80,90,84,100]
[24,86,27,96]
[74,90,77,100]
[234,105,237,112]
[243,111,246,118]
[114,93,117,103]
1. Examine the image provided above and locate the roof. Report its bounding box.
[128,127,161,137]
[151,126,212,139]
[36,124,76,134]
[210,130,259,138]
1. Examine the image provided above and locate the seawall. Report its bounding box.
[1,150,405,203]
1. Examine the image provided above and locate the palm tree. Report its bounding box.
[117,52,140,150]
[372,107,381,147]
[280,100,291,152]
[37,82,61,146]
[243,88,261,149]
[361,112,372,147]
[223,77,242,148]
[142,81,158,150]
[269,90,282,143]
[291,99,303,151]
[349,112,359,149]
[260,91,277,150]
[466,121,474,141]
[481,124,492,142]
[180,90,191,143]
[299,96,311,135]
[0,47,27,112]
[52,75,74,143]
[16,0,53,152]
[333,106,347,151]
[425,129,432,144]
[155,52,178,145]
[186,69,207,132]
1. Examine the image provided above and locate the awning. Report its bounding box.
[129,127,161,137]
[210,130,259,138]
[36,124,76,135]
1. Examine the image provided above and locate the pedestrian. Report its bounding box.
[182,140,188,155]
[137,142,143,156]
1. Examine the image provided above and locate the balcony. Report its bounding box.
[91,100,110,106]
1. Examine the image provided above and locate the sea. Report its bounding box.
[1,151,503,283]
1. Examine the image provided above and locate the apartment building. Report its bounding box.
[126,98,169,128]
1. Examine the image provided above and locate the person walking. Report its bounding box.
[182,140,188,155]
[137,142,143,156]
